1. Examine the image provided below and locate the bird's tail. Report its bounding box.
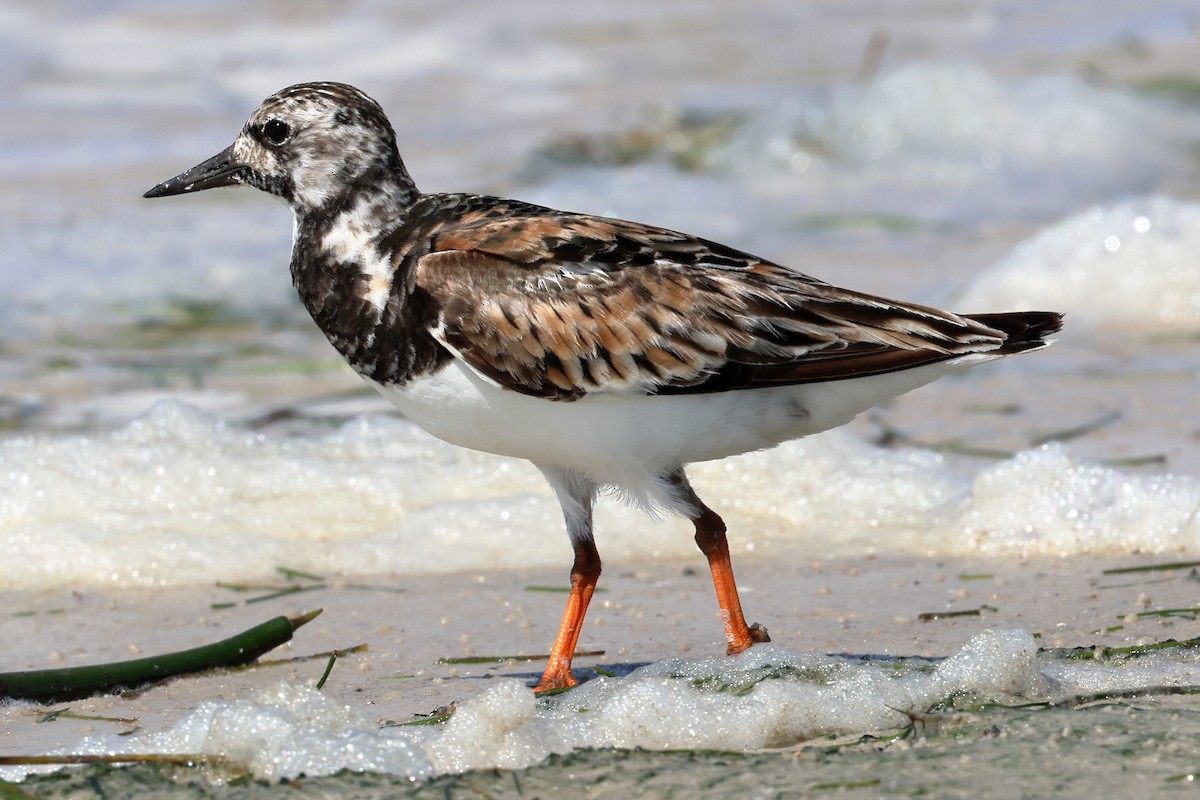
[965,311,1064,354]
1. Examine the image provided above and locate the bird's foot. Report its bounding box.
[726,622,771,654]
[534,664,577,694]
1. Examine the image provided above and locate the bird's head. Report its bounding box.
[144,82,409,215]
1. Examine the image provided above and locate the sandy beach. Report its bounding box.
[5,552,1198,758]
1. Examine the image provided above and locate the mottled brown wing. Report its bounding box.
[413,209,1019,400]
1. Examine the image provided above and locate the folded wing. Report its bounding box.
[413,204,1060,400]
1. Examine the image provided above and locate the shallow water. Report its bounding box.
[3,0,1200,793]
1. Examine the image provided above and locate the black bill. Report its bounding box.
[144,145,244,198]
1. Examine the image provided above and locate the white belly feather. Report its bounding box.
[378,354,994,498]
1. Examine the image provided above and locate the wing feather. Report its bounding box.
[410,201,1040,400]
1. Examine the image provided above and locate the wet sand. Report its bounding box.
[4,552,1196,757]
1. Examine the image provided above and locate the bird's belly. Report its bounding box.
[377,357,981,488]
[378,361,788,479]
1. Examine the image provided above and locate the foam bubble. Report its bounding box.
[0,402,671,589]
[943,444,1200,557]
[15,627,1200,783]
[1043,651,1200,697]
[708,65,1197,223]
[960,196,1200,329]
[553,629,1042,751]
[3,404,1199,590]
[812,65,1171,171]
[3,682,434,783]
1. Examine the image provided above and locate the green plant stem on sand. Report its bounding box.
[0,610,322,703]
[437,649,605,665]
[1102,560,1200,575]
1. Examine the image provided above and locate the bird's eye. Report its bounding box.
[263,119,292,146]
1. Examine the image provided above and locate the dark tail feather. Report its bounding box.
[966,311,1064,354]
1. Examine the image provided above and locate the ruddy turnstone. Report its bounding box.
[145,82,1062,692]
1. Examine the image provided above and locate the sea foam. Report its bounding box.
[10,626,1200,783]
[959,195,1200,330]
[2,402,1198,591]
[0,629,1040,781]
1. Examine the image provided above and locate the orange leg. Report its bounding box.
[692,503,770,654]
[534,534,601,692]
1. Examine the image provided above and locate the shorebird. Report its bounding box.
[145,82,1061,691]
